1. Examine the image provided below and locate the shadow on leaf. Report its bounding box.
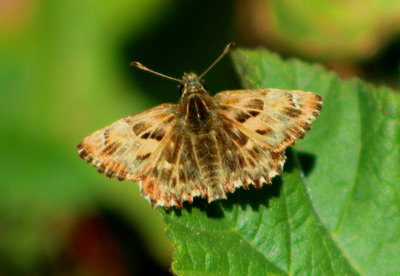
[165,177,283,218]
[165,197,225,218]
[297,151,316,176]
[221,177,282,212]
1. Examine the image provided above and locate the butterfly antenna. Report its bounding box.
[130,61,182,83]
[198,42,236,80]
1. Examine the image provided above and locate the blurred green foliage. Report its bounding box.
[238,0,400,62]
[0,0,176,273]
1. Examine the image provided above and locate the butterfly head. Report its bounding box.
[180,72,206,96]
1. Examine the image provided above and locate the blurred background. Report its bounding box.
[1,0,400,275]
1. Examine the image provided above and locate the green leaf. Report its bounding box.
[161,48,400,275]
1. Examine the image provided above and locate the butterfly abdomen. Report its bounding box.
[192,132,226,201]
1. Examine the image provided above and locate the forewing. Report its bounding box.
[214,88,322,151]
[77,103,177,181]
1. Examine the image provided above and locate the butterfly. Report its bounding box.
[77,42,322,208]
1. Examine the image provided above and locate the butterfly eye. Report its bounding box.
[178,84,184,94]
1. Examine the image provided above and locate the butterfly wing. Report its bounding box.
[78,89,322,208]
[214,88,322,188]
[77,103,177,181]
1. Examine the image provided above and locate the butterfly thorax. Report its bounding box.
[178,73,218,133]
